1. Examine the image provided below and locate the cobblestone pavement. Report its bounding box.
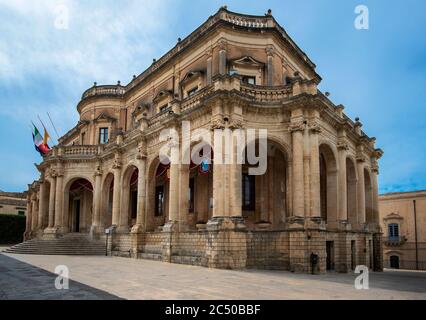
[1,252,425,300]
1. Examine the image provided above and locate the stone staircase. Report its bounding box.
[3,233,106,256]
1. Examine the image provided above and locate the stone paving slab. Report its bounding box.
[0,254,121,300]
[1,253,426,300]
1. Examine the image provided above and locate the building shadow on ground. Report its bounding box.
[0,253,123,300]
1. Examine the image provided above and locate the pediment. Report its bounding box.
[153,89,173,103]
[230,56,264,67]
[94,112,117,123]
[383,212,403,221]
[180,70,204,85]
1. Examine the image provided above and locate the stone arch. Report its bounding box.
[63,177,94,233]
[364,168,373,223]
[119,164,139,231]
[346,156,358,225]
[146,156,170,231]
[242,138,290,229]
[319,143,338,225]
[100,172,114,228]
[184,141,214,229]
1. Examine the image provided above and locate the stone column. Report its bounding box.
[337,137,349,222]
[206,48,213,85]
[111,163,122,226]
[357,158,366,225]
[309,120,321,218]
[38,181,47,229]
[47,176,56,228]
[266,46,274,86]
[289,112,305,219]
[132,157,147,232]
[54,173,64,231]
[91,168,102,234]
[229,131,242,218]
[25,195,32,237]
[31,194,38,231]
[303,125,311,216]
[168,163,180,222]
[218,39,227,75]
[371,164,379,225]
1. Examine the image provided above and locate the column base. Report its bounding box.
[130,224,145,233]
[162,220,188,232]
[206,216,246,231]
[206,216,247,269]
[43,227,61,239]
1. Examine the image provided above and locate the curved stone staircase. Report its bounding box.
[3,233,106,256]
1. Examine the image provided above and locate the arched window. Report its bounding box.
[388,223,399,240]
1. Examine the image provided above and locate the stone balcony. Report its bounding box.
[383,236,407,246]
[45,145,103,159]
[81,84,125,100]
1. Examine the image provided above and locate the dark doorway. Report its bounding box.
[351,240,356,270]
[326,241,334,270]
[74,199,80,232]
[390,255,400,269]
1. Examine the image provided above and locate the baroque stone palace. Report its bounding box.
[25,7,383,273]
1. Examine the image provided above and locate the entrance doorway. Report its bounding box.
[74,199,80,232]
[351,240,356,270]
[326,241,334,270]
[390,255,400,269]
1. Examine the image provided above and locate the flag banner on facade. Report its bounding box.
[32,123,51,156]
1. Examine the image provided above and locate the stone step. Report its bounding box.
[4,233,106,256]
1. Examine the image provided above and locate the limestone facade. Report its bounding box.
[0,192,27,216]
[379,190,426,270]
[25,7,383,273]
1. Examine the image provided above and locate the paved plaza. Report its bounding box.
[0,250,425,300]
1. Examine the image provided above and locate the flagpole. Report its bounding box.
[38,114,57,146]
[46,112,61,141]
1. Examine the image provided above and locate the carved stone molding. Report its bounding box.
[211,118,225,130]
[356,153,366,163]
[308,121,322,134]
[266,45,275,57]
[217,39,227,51]
[337,139,349,151]
[288,120,306,133]
[228,118,244,129]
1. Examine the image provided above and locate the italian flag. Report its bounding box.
[32,124,51,155]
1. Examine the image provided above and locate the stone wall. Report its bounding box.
[246,231,289,270]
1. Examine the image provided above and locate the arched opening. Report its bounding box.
[186,143,213,228]
[120,165,139,230]
[100,173,114,228]
[346,157,357,225]
[66,178,93,233]
[319,144,338,225]
[364,168,373,223]
[242,139,288,230]
[146,159,170,231]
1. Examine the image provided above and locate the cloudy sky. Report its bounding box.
[0,0,425,194]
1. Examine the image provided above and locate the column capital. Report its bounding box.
[337,138,349,151]
[288,120,306,133]
[308,120,322,133]
[94,165,103,176]
[266,45,275,57]
[217,38,227,51]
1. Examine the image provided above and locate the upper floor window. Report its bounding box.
[242,75,256,85]
[388,223,399,240]
[159,104,168,112]
[187,87,198,97]
[99,127,109,144]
